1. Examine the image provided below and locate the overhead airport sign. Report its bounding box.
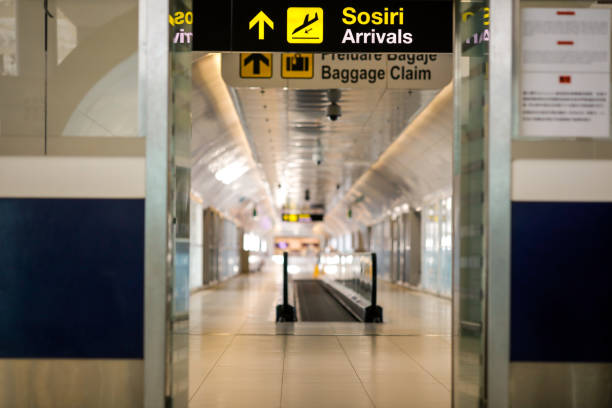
[194,1,453,53]
[222,52,452,89]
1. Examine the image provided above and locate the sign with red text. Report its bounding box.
[521,8,611,138]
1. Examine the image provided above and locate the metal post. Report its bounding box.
[276,251,296,322]
[364,252,383,322]
[283,251,289,306]
[488,0,514,406]
[141,0,171,406]
[371,252,377,307]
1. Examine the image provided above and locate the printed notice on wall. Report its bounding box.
[521,8,611,138]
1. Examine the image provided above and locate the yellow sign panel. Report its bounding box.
[240,53,273,78]
[281,53,314,78]
[282,213,313,223]
[282,214,298,222]
[287,7,324,44]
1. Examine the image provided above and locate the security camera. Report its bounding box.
[326,102,342,121]
[326,89,342,121]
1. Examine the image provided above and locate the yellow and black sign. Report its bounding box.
[240,53,273,78]
[195,2,452,53]
[287,7,324,44]
[281,53,314,78]
[282,213,324,223]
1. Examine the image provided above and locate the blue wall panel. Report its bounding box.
[0,198,144,359]
[511,201,612,362]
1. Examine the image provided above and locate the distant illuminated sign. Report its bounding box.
[282,213,324,223]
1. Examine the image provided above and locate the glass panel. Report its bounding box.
[219,219,240,280]
[453,1,489,407]
[170,0,192,405]
[47,0,140,142]
[56,7,77,65]
[440,197,453,294]
[0,0,45,154]
[319,252,375,304]
[422,195,452,297]
[382,219,391,280]
[189,200,204,289]
[0,0,17,76]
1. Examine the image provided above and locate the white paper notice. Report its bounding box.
[521,8,611,138]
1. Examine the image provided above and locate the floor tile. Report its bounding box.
[188,265,451,407]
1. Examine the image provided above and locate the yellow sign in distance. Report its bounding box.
[281,53,314,78]
[240,53,273,78]
[281,213,314,222]
[282,214,299,222]
[287,7,324,44]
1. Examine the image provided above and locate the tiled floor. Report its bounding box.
[189,264,451,408]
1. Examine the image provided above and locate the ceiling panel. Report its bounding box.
[233,86,438,215]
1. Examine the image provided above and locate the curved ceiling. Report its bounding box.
[324,83,453,235]
[191,54,276,233]
[233,86,438,213]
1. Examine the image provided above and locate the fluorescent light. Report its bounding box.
[243,232,260,251]
[325,265,338,275]
[214,162,248,185]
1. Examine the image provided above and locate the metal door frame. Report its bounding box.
[141,0,515,406]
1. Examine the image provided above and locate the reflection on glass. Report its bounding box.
[48,0,139,139]
[320,252,375,303]
[422,196,452,297]
[61,53,138,137]
[0,0,44,152]
[56,8,77,65]
[170,1,192,405]
[453,1,489,407]
[0,0,17,77]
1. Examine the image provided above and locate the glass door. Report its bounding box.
[453,1,490,406]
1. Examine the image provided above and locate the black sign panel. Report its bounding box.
[194,0,452,53]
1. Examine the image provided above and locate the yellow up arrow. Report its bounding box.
[249,11,274,40]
